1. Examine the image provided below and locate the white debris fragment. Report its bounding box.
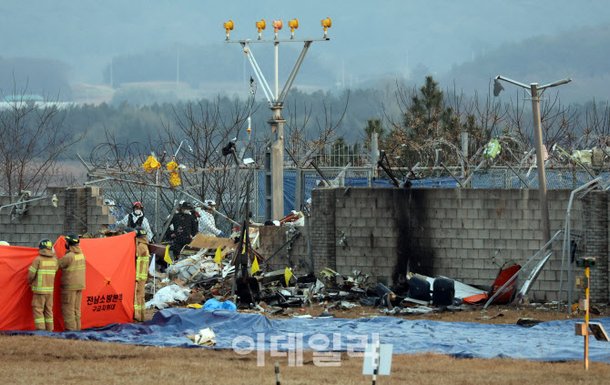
[145,284,191,309]
[188,327,216,346]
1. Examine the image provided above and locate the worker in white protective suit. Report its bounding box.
[195,200,223,237]
[117,201,153,242]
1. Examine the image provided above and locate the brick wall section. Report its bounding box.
[311,188,337,272]
[335,188,391,285]
[255,188,340,275]
[0,187,115,246]
[583,192,608,302]
[0,191,65,246]
[258,187,610,303]
[257,225,310,272]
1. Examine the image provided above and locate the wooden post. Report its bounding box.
[371,341,380,385]
[584,266,590,370]
[274,361,281,385]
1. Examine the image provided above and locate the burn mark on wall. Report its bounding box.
[393,189,434,284]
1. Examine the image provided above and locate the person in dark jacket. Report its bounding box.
[167,201,198,259]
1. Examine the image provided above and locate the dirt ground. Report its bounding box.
[246,301,605,324]
[2,303,609,384]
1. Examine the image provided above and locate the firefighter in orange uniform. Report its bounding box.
[28,239,58,331]
[58,234,86,331]
[134,228,150,322]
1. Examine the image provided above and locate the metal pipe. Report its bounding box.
[279,41,312,102]
[530,84,551,245]
[155,168,160,241]
[242,44,274,104]
[440,162,463,188]
[559,177,601,310]
[181,190,241,227]
[274,41,279,100]
[84,177,112,185]
[0,195,57,213]
[495,76,571,248]
[503,161,530,188]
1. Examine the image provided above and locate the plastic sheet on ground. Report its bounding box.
[203,298,237,311]
[8,309,610,363]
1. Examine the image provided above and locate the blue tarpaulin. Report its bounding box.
[7,309,610,362]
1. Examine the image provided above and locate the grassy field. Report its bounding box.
[2,305,609,384]
[1,334,609,385]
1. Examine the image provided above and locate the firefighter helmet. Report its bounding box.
[65,233,80,246]
[38,239,53,250]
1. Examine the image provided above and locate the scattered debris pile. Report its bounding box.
[143,218,550,318]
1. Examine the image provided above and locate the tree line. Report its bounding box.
[1,76,610,211]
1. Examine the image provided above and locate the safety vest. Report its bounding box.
[128,213,145,228]
[29,255,58,294]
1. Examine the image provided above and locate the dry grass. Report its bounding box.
[1,334,609,385]
[2,305,608,384]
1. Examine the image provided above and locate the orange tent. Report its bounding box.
[0,233,136,331]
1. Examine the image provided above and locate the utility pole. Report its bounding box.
[225,17,332,221]
[494,75,571,246]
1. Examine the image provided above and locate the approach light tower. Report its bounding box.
[225,17,332,221]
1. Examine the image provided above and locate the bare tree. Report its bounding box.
[284,91,349,167]
[0,92,83,198]
[580,101,610,148]
[165,96,256,222]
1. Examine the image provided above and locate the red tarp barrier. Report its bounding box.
[0,233,135,331]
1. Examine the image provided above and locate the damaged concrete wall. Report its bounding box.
[259,187,610,303]
[0,186,115,246]
[257,189,335,274]
[583,191,609,303]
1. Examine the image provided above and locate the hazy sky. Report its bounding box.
[1,0,609,85]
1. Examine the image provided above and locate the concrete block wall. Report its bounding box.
[257,225,310,272]
[0,191,65,246]
[310,188,337,272]
[582,192,609,303]
[403,189,574,302]
[333,188,400,286]
[0,187,115,246]
[258,187,610,304]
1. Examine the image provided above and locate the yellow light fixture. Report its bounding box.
[256,19,266,39]
[273,19,283,39]
[273,19,283,31]
[288,18,299,39]
[223,20,234,40]
[321,17,332,38]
